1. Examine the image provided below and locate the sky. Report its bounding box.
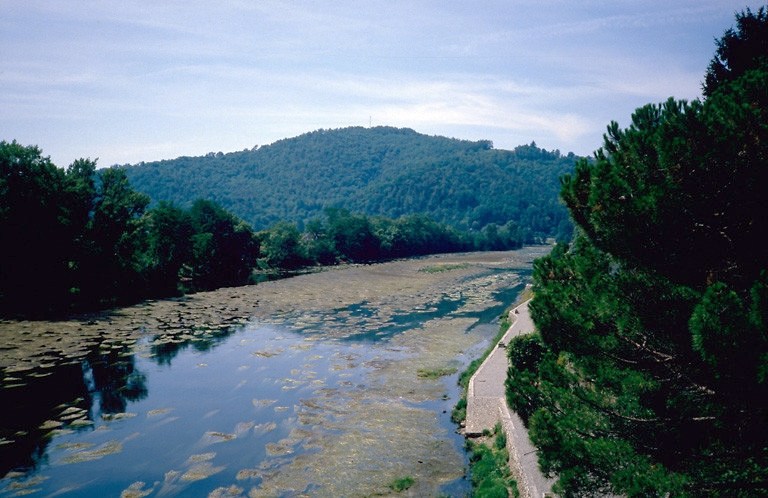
[1,1,763,167]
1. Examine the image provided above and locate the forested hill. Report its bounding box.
[121,126,578,240]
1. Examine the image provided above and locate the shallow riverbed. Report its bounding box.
[0,247,548,497]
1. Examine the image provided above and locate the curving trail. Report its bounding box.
[465,299,555,498]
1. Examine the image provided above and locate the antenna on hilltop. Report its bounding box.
[369,116,372,128]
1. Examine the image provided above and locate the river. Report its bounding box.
[0,247,548,497]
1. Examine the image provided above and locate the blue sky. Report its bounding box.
[1,1,762,167]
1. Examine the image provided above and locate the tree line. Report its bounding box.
[0,145,528,318]
[258,207,526,270]
[504,8,768,496]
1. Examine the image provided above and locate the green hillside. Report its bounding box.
[121,126,578,241]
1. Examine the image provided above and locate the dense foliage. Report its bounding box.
[0,146,259,316]
[121,127,576,242]
[257,207,531,271]
[506,8,768,497]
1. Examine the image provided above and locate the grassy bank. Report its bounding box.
[465,423,519,498]
[453,286,532,496]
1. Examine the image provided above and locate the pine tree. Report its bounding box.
[507,9,768,496]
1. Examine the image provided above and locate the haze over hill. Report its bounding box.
[122,126,578,241]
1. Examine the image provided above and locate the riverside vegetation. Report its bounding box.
[465,423,518,498]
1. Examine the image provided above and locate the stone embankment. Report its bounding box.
[464,299,555,498]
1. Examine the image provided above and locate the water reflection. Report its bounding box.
[0,325,243,477]
[85,344,148,414]
[149,326,238,366]
[1,360,88,475]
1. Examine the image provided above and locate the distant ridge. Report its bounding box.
[121,126,578,240]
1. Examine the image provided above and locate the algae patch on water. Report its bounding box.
[246,315,484,497]
[120,481,155,498]
[59,440,123,464]
[146,407,173,417]
[187,452,217,464]
[208,485,244,497]
[102,412,137,421]
[204,431,237,443]
[419,262,470,273]
[181,461,225,482]
[416,365,459,378]
[1,475,50,496]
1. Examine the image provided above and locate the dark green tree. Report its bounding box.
[704,6,768,96]
[144,202,195,295]
[188,199,258,289]
[372,213,464,257]
[258,221,305,270]
[0,145,267,316]
[60,158,98,305]
[325,208,380,262]
[508,10,768,497]
[79,168,151,305]
[0,141,73,314]
[302,217,338,265]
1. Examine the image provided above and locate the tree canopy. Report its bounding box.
[506,9,768,496]
[704,6,768,96]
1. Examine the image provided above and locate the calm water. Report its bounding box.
[0,270,528,497]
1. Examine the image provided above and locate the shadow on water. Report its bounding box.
[0,324,244,477]
[148,326,240,366]
[1,359,91,475]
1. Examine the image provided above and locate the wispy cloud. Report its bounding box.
[1,0,763,166]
